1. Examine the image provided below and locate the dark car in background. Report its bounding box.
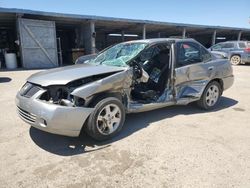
[209,41,250,65]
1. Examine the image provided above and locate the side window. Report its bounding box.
[139,46,156,62]
[200,47,212,62]
[212,43,222,50]
[238,42,246,49]
[139,44,170,71]
[139,44,169,63]
[222,43,234,49]
[176,42,202,67]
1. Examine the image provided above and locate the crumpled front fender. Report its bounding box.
[71,69,133,99]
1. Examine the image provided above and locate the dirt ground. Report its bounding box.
[0,65,250,188]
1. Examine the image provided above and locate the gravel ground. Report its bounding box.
[0,66,250,188]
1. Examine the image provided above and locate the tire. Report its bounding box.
[197,81,222,110]
[85,97,125,141]
[230,55,241,65]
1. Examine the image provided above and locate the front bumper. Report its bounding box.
[16,89,94,137]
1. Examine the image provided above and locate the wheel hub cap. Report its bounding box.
[96,104,121,135]
[231,56,240,65]
[205,85,219,107]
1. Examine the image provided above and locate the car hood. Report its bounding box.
[27,63,126,86]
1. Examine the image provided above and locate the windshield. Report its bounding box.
[88,42,147,67]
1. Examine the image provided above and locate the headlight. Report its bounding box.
[20,82,33,96]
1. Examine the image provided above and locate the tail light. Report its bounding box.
[244,48,250,53]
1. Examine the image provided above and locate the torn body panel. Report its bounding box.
[127,89,174,113]
[71,68,133,100]
[174,59,232,104]
[175,80,208,105]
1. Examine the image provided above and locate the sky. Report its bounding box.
[0,0,250,28]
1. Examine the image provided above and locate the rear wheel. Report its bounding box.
[197,81,222,110]
[230,55,241,65]
[85,97,125,141]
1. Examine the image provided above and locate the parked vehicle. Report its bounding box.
[209,41,250,65]
[210,51,228,59]
[75,54,97,64]
[16,38,234,141]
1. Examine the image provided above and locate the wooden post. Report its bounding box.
[142,24,146,39]
[238,31,242,41]
[212,30,217,45]
[182,28,186,39]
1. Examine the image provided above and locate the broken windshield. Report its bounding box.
[88,42,147,67]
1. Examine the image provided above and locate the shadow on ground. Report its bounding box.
[0,77,12,83]
[240,64,250,66]
[29,96,238,156]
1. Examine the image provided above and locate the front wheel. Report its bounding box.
[197,81,222,110]
[230,55,241,65]
[85,97,125,141]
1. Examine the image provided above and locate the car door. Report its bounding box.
[220,42,235,53]
[174,41,216,104]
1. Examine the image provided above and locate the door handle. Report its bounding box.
[208,66,214,71]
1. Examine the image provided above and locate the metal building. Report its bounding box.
[0,7,250,69]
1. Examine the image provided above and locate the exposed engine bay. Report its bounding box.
[38,72,118,107]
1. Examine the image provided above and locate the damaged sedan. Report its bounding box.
[16,38,234,140]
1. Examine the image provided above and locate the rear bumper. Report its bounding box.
[16,90,94,137]
[222,75,234,91]
[241,54,250,63]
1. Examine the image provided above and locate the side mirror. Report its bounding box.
[133,64,143,79]
[131,60,143,79]
[132,61,149,83]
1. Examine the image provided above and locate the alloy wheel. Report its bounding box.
[205,84,219,106]
[96,104,121,135]
[230,56,241,65]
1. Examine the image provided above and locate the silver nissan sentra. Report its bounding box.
[16,38,234,141]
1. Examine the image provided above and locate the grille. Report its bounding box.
[17,106,36,123]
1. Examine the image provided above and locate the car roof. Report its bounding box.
[122,38,197,45]
[219,41,247,44]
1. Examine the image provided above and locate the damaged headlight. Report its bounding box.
[19,82,33,96]
[73,96,85,106]
[20,82,42,98]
